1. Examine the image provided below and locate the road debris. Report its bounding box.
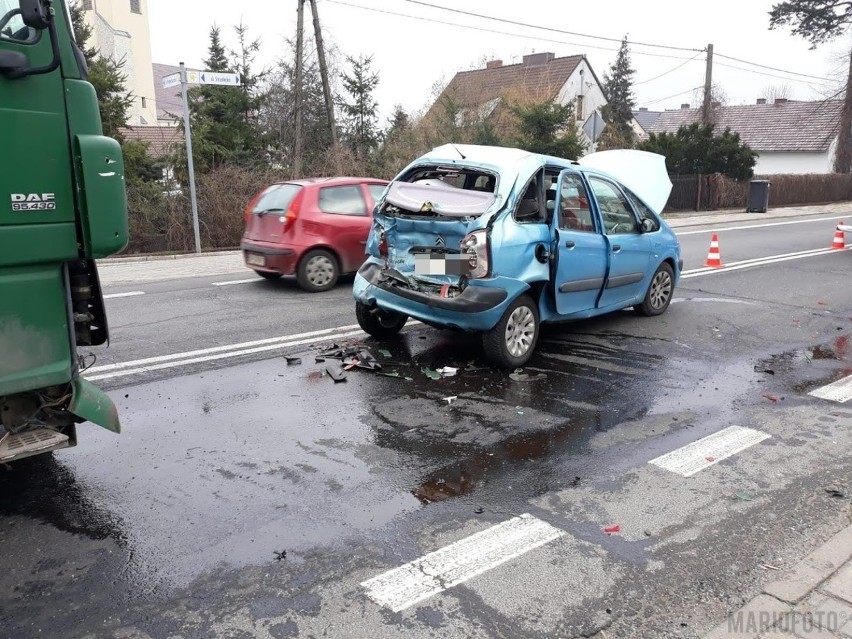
[285,356,302,365]
[438,366,458,378]
[443,396,457,404]
[735,492,753,501]
[421,367,442,380]
[824,488,846,498]
[762,564,780,571]
[378,348,392,358]
[761,392,781,403]
[753,366,775,375]
[705,455,715,462]
[273,550,287,561]
[603,524,621,535]
[325,364,347,383]
[474,507,484,514]
[509,368,547,382]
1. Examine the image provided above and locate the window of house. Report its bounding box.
[130,0,141,14]
[576,94,584,121]
[318,185,368,216]
[141,97,147,108]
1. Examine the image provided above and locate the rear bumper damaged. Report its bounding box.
[354,262,510,331]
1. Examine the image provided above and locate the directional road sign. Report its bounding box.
[199,71,241,86]
[162,72,181,89]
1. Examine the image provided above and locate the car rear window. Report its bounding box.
[318,185,367,216]
[252,184,301,214]
[367,183,387,203]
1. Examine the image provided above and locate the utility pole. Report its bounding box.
[293,0,305,178]
[180,61,202,254]
[308,0,341,172]
[702,43,714,124]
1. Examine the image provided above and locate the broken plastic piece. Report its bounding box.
[761,392,780,403]
[443,396,457,404]
[421,367,442,380]
[377,370,402,378]
[285,356,302,365]
[705,455,715,462]
[603,524,621,535]
[735,492,753,501]
[326,365,347,382]
[509,368,547,382]
[438,366,458,378]
[343,360,360,371]
[473,507,484,514]
[824,488,845,498]
[378,349,392,358]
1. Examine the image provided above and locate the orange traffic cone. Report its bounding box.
[703,233,723,268]
[831,221,846,250]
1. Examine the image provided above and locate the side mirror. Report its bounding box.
[20,0,50,30]
[640,218,656,233]
[0,50,27,76]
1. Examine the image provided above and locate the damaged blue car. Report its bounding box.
[352,144,682,368]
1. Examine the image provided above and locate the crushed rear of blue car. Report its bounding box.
[353,144,682,368]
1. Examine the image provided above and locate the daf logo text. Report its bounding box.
[10,193,56,212]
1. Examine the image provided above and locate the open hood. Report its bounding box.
[578,150,672,214]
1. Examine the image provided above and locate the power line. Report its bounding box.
[641,86,704,107]
[403,0,702,53]
[323,0,698,61]
[714,51,832,82]
[714,61,830,87]
[634,52,704,86]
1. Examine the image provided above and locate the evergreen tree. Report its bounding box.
[599,36,636,149]
[340,55,380,159]
[769,1,852,173]
[510,101,585,159]
[638,123,757,180]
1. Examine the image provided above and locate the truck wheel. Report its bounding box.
[297,249,339,292]
[482,294,539,368]
[635,262,674,316]
[356,302,408,338]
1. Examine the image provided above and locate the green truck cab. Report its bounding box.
[0,0,128,462]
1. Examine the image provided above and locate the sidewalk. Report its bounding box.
[703,524,852,638]
[95,202,851,287]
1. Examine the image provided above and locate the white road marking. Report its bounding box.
[809,374,852,403]
[648,426,771,477]
[675,215,848,236]
[85,320,421,381]
[103,291,146,299]
[211,277,261,286]
[681,246,850,279]
[360,514,565,612]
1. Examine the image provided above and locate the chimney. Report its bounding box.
[680,103,690,109]
[485,59,503,69]
[639,107,648,112]
[756,98,767,105]
[522,52,555,66]
[775,98,788,104]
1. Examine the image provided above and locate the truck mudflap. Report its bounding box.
[69,377,120,434]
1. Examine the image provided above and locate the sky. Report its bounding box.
[147,0,849,125]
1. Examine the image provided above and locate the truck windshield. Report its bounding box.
[0,0,36,43]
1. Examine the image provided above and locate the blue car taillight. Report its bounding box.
[461,230,488,279]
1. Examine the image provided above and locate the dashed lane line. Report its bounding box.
[809,374,852,403]
[648,426,772,477]
[103,291,146,299]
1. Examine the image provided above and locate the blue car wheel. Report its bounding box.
[481,294,539,368]
[635,262,674,317]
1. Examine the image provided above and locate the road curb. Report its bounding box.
[98,250,241,265]
[666,207,848,229]
[702,524,852,638]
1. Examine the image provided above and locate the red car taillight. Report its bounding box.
[378,229,388,257]
[283,189,305,233]
[461,230,489,278]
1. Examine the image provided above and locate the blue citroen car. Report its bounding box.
[352,145,682,368]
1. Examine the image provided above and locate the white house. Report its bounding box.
[646,99,844,175]
[80,0,158,126]
[426,52,629,152]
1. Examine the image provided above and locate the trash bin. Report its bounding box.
[747,180,770,213]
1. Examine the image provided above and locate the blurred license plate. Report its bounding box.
[414,253,470,275]
[247,253,265,266]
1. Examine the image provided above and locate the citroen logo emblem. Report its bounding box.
[435,235,445,247]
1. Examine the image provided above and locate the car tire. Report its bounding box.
[256,271,283,280]
[355,302,408,338]
[635,262,674,317]
[297,249,339,292]
[482,294,539,368]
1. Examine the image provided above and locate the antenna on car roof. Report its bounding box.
[450,143,466,160]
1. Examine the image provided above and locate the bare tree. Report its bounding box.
[761,83,795,101]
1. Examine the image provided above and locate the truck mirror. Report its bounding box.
[0,50,27,76]
[20,0,50,30]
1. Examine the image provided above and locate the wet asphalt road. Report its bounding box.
[1,214,851,639]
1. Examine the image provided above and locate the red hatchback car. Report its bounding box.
[241,177,389,292]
